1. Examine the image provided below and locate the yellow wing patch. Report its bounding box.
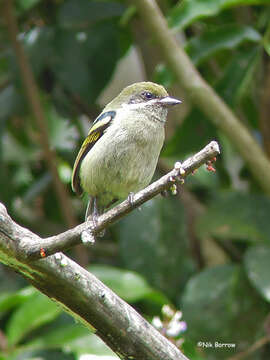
[83,131,101,145]
[71,111,116,195]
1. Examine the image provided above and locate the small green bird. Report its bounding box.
[72,82,181,221]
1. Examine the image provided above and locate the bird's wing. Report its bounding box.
[71,110,116,196]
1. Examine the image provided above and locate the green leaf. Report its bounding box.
[0,85,26,120]
[182,264,268,348]
[89,265,152,302]
[58,161,72,184]
[168,0,270,30]
[30,319,117,357]
[196,192,270,242]
[70,333,119,358]
[244,245,270,302]
[58,0,125,29]
[3,132,38,164]
[263,21,270,56]
[50,29,92,102]
[118,197,194,299]
[4,348,76,360]
[43,101,77,152]
[24,27,54,77]
[0,287,36,314]
[16,0,41,12]
[215,46,261,107]
[51,20,122,104]
[7,292,61,345]
[154,26,260,90]
[186,25,261,66]
[29,322,90,348]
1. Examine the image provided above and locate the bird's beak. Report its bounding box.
[159,96,182,106]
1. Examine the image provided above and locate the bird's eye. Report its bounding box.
[142,91,154,100]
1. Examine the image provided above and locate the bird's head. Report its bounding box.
[104,82,182,114]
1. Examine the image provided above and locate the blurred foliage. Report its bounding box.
[1,0,270,359]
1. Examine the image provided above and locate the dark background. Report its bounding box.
[1,0,270,359]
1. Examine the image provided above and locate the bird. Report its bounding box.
[72,81,181,223]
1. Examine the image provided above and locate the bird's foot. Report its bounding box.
[82,214,96,244]
[86,197,105,238]
[128,192,135,206]
[81,228,96,245]
[85,213,105,241]
[91,213,105,237]
[81,202,98,245]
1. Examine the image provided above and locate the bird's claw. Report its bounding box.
[81,229,95,245]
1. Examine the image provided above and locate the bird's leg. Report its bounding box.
[85,196,100,226]
[92,197,99,227]
[128,192,141,211]
[92,197,106,237]
[85,197,92,221]
[81,196,97,245]
[128,192,135,206]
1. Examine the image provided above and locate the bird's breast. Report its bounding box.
[80,114,165,204]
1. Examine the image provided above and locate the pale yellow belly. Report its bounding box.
[80,126,164,207]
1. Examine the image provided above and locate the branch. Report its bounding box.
[13,141,220,260]
[0,204,189,360]
[0,141,219,359]
[132,0,270,195]
[3,0,77,228]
